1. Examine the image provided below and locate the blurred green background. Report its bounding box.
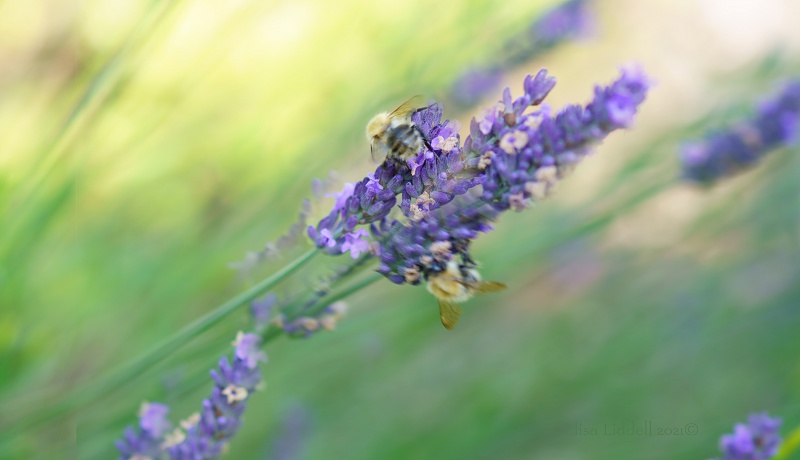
[1,0,800,458]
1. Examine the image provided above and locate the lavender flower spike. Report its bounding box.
[378,67,650,285]
[116,402,172,459]
[450,0,593,107]
[281,301,348,338]
[717,412,782,460]
[116,332,267,459]
[681,80,800,183]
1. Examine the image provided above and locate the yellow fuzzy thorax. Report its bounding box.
[366,112,391,141]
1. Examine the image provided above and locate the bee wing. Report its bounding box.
[389,95,424,119]
[370,141,389,163]
[470,281,507,295]
[438,300,463,330]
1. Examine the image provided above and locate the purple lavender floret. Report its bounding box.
[476,66,648,210]
[400,106,485,220]
[116,333,266,460]
[532,0,594,46]
[307,161,404,255]
[718,412,782,460]
[681,81,800,183]
[116,402,172,459]
[378,67,650,283]
[250,293,277,329]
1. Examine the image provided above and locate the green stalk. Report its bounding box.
[4,247,318,437]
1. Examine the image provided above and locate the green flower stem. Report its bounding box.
[775,424,800,459]
[5,247,318,437]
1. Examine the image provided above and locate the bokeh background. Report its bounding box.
[1,0,800,458]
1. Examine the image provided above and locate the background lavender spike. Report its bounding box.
[116,333,267,460]
[270,404,313,460]
[450,0,594,107]
[681,81,800,184]
[230,174,339,276]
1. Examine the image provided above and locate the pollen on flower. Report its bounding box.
[525,181,548,200]
[368,241,381,256]
[319,317,336,330]
[179,412,200,430]
[161,428,186,449]
[523,112,545,130]
[410,204,425,221]
[232,331,246,348]
[129,455,153,460]
[410,191,436,221]
[320,303,348,330]
[478,151,495,170]
[327,301,347,316]
[222,384,249,404]
[404,266,421,284]
[299,317,320,331]
[432,135,459,153]
[509,192,527,211]
[429,241,453,259]
[534,165,558,184]
[499,130,529,154]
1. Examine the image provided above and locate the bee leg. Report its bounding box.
[413,125,436,153]
[459,251,476,266]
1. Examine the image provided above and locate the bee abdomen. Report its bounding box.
[387,124,424,159]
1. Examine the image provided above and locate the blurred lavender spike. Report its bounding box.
[529,0,594,47]
[270,404,313,460]
[681,81,800,184]
[116,333,266,460]
[229,174,337,277]
[251,293,278,331]
[279,301,348,338]
[450,0,594,107]
[717,412,782,460]
[450,68,505,108]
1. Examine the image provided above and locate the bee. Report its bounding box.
[366,96,433,165]
[426,260,506,330]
